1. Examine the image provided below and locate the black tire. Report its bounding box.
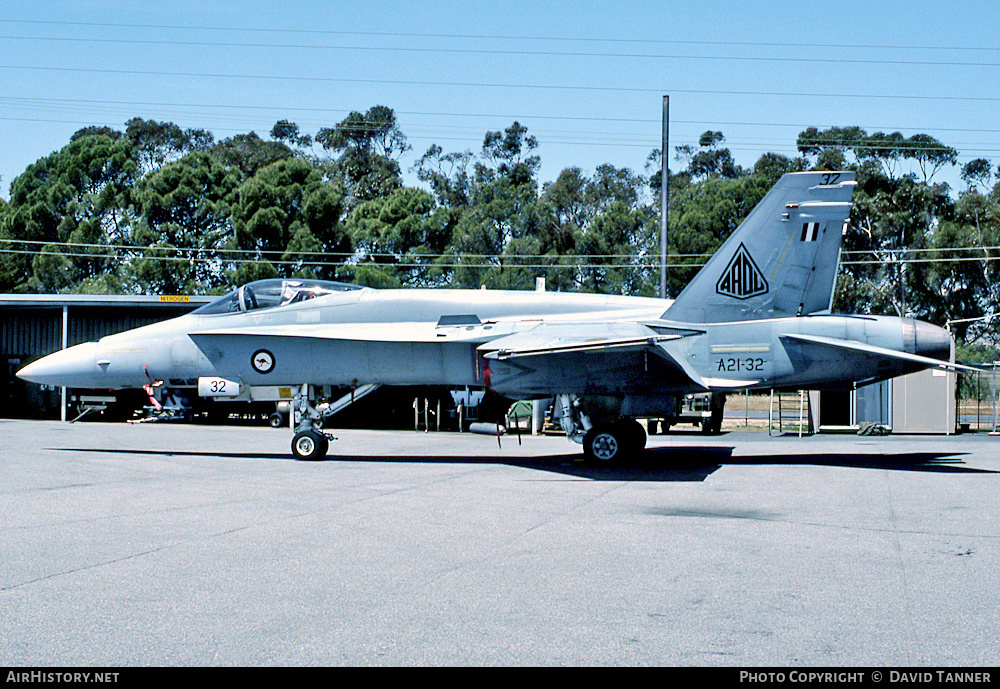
[704,393,726,434]
[291,429,328,461]
[268,412,285,429]
[583,419,647,464]
[701,415,723,434]
[618,418,647,455]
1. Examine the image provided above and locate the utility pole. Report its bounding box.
[660,95,669,300]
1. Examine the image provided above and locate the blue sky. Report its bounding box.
[1,0,997,199]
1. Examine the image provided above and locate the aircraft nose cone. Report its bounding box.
[913,320,952,362]
[16,342,100,387]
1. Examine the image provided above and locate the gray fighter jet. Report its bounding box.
[18,171,960,461]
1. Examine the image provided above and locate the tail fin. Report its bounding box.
[663,171,856,323]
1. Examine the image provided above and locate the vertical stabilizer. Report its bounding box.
[662,171,856,323]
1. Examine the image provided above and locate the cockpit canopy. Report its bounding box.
[194,279,362,315]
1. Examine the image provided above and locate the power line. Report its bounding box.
[6,239,1000,271]
[4,114,997,157]
[4,96,1000,135]
[2,18,997,53]
[4,34,999,68]
[0,247,688,271]
[3,64,999,103]
[0,238,707,260]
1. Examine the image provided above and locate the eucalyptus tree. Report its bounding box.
[2,133,138,293]
[675,131,744,181]
[345,187,456,288]
[961,159,996,195]
[128,151,240,293]
[316,105,410,205]
[125,118,214,175]
[211,132,296,179]
[229,158,348,284]
[448,122,543,289]
[269,119,313,150]
[411,144,473,209]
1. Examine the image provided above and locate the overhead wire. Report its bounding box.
[1,18,998,173]
[2,18,998,53]
[3,34,1000,68]
[0,109,998,158]
[2,96,999,136]
[3,63,999,103]
[0,19,1000,171]
[5,238,1000,272]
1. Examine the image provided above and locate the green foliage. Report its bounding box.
[752,153,807,185]
[345,187,454,287]
[211,132,295,179]
[676,131,744,181]
[3,133,138,292]
[576,201,647,294]
[411,144,472,208]
[797,126,957,183]
[129,151,239,293]
[478,122,539,187]
[961,159,995,195]
[125,118,214,174]
[270,120,312,149]
[230,158,348,282]
[662,175,771,296]
[317,105,409,205]
[836,175,954,317]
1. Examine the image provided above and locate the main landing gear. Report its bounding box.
[556,394,648,464]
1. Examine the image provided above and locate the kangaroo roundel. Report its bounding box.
[716,243,768,300]
[251,349,275,374]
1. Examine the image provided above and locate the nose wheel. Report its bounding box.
[291,429,330,461]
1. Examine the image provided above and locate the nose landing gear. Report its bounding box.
[289,384,336,460]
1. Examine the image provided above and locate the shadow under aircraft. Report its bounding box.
[56,443,991,483]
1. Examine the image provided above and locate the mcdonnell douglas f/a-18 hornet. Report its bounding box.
[18,171,963,462]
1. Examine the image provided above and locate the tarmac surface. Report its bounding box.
[2,418,999,667]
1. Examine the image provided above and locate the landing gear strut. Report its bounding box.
[289,384,336,460]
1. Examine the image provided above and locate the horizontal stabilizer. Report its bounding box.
[782,333,979,373]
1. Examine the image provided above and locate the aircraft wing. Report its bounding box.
[479,331,763,388]
[782,333,981,372]
[473,323,719,394]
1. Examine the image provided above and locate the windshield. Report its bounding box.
[194,279,362,315]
